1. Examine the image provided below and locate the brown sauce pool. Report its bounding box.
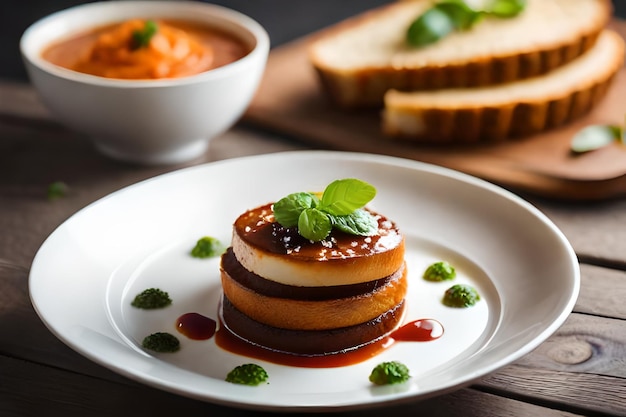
[215,317,444,368]
[42,19,252,79]
[175,310,443,368]
[176,312,217,340]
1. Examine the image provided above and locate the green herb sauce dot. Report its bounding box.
[142,332,180,353]
[225,363,269,386]
[443,284,481,307]
[369,361,411,385]
[131,288,172,309]
[423,261,456,282]
[191,236,225,258]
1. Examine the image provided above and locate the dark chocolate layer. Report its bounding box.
[221,247,403,300]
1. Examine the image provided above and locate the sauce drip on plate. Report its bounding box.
[214,317,444,368]
[176,312,217,340]
[390,319,444,342]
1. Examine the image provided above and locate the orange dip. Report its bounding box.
[42,19,251,79]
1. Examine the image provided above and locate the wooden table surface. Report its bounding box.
[2,2,626,416]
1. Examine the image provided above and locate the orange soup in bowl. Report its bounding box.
[42,19,251,79]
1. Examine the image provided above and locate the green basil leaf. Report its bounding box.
[570,124,621,154]
[273,192,319,227]
[619,127,626,145]
[298,208,332,241]
[320,178,377,216]
[331,209,378,236]
[406,0,526,48]
[272,178,378,241]
[131,20,158,50]
[487,0,526,18]
[406,6,456,47]
[47,181,69,200]
[436,1,482,30]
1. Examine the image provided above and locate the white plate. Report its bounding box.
[29,151,579,411]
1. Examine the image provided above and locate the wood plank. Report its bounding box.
[478,313,626,416]
[515,313,626,379]
[0,80,50,121]
[0,355,582,417]
[577,264,626,319]
[479,366,626,416]
[534,200,626,269]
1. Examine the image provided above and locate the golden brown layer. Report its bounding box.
[221,248,407,330]
[232,203,405,286]
[220,295,406,355]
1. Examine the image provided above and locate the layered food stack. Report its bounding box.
[308,0,624,143]
[220,200,406,356]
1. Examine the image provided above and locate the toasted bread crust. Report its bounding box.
[382,30,624,143]
[309,0,612,108]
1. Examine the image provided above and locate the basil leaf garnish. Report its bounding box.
[407,7,456,47]
[570,124,622,154]
[436,1,483,30]
[273,178,378,242]
[332,209,379,236]
[131,20,158,50]
[487,0,527,17]
[298,208,332,241]
[273,192,319,227]
[320,178,377,216]
[406,0,526,48]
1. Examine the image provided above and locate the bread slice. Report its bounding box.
[382,29,625,143]
[309,0,612,108]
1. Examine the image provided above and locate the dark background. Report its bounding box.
[2,0,625,82]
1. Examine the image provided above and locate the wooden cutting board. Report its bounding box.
[243,20,626,201]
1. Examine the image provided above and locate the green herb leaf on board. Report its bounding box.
[570,124,621,154]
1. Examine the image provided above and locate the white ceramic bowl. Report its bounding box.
[20,1,269,165]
